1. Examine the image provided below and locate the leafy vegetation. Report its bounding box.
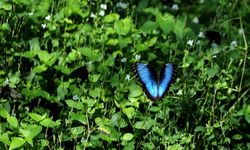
[0,0,249,149]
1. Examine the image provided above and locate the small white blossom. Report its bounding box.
[187,40,194,46]
[125,75,130,80]
[121,58,127,63]
[28,12,34,16]
[41,23,46,29]
[230,40,237,47]
[90,13,96,18]
[198,32,205,38]
[171,4,179,11]
[230,40,237,50]
[239,28,244,35]
[100,4,107,10]
[200,0,204,3]
[135,54,141,61]
[73,95,79,100]
[45,15,51,21]
[87,61,93,66]
[177,90,183,95]
[4,78,9,86]
[99,10,105,16]
[192,17,199,24]
[116,2,128,9]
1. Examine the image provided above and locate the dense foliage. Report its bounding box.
[0,0,249,149]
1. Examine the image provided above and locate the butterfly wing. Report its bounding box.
[158,64,174,99]
[133,63,158,100]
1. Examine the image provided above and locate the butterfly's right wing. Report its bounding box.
[158,64,174,99]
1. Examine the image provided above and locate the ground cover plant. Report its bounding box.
[0,0,249,149]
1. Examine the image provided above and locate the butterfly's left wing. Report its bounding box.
[132,63,158,100]
[158,64,174,98]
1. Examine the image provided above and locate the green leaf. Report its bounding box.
[97,126,111,135]
[78,47,92,58]
[57,82,69,100]
[114,18,131,35]
[9,72,21,88]
[121,133,134,141]
[20,125,42,145]
[157,13,174,34]
[28,113,46,122]
[134,119,155,130]
[40,118,56,128]
[65,100,84,110]
[140,21,158,33]
[30,89,50,99]
[194,126,205,132]
[110,112,128,128]
[71,126,85,136]
[29,38,41,51]
[173,19,186,39]
[232,134,243,140]
[89,74,101,82]
[244,105,250,124]
[129,84,143,98]
[33,65,47,73]
[7,116,18,128]
[135,43,147,52]
[143,7,162,17]
[122,107,135,119]
[104,13,120,22]
[0,133,11,145]
[37,50,50,62]
[0,108,9,118]
[148,106,160,112]
[70,112,87,125]
[146,37,158,47]
[10,137,26,150]
[206,67,219,78]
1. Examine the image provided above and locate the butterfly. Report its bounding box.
[132,62,175,101]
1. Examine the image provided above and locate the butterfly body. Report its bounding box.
[133,63,174,101]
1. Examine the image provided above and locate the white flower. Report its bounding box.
[116,2,128,9]
[45,15,51,21]
[192,17,199,24]
[73,95,79,100]
[187,40,194,46]
[4,78,9,86]
[198,32,205,38]
[239,28,244,35]
[87,61,93,65]
[177,90,183,95]
[100,4,107,10]
[28,12,34,16]
[135,54,141,61]
[121,58,127,63]
[230,40,237,50]
[199,0,204,3]
[99,10,105,16]
[41,23,46,29]
[90,13,96,18]
[171,4,179,11]
[125,75,130,80]
[230,40,237,47]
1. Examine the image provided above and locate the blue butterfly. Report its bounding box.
[132,63,174,101]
